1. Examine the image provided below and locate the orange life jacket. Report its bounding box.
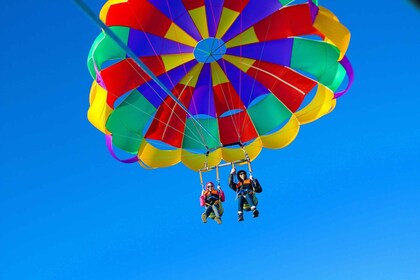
[203,189,220,204]
[236,179,251,188]
[203,189,219,196]
[236,179,254,194]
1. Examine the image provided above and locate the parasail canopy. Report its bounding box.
[84,0,354,171]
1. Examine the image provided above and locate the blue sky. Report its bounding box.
[1,1,419,280]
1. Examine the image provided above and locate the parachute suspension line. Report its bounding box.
[74,0,218,154]
[239,59,302,119]
[239,57,352,135]
[240,145,254,177]
[283,0,296,8]
[227,6,278,142]
[210,62,243,144]
[204,151,209,172]
[228,8,285,153]
[125,0,206,125]
[160,75,192,138]
[85,16,217,156]
[235,1,332,131]
[198,143,253,172]
[244,61,306,96]
[199,170,205,190]
[216,57,253,149]
[96,1,209,151]
[247,160,253,177]
[123,6,177,92]
[121,0,222,153]
[207,0,219,39]
[215,165,221,188]
[122,0,215,152]
[231,162,240,201]
[239,56,352,135]
[150,0,213,152]
[93,76,211,155]
[212,4,248,147]
[122,58,213,152]
[91,83,208,149]
[214,3,280,149]
[126,0,183,89]
[99,6,216,154]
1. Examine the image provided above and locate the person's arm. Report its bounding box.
[228,172,236,191]
[200,194,205,206]
[219,189,226,202]
[253,179,263,193]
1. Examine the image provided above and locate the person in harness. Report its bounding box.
[200,182,225,224]
[228,168,262,222]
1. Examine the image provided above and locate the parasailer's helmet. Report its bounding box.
[237,170,247,181]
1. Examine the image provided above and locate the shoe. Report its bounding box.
[201,213,207,223]
[252,209,259,218]
[214,217,222,224]
[238,213,244,222]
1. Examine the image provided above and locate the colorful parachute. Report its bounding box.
[86,0,353,171]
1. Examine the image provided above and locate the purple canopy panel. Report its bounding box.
[105,134,138,163]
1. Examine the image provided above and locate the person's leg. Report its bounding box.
[237,197,243,212]
[205,205,213,216]
[211,204,220,218]
[244,194,255,207]
[245,194,259,218]
[211,204,222,224]
[238,197,245,221]
[201,206,211,223]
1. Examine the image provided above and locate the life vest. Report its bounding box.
[203,189,221,204]
[236,179,253,193]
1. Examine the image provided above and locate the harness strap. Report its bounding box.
[199,170,204,190]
